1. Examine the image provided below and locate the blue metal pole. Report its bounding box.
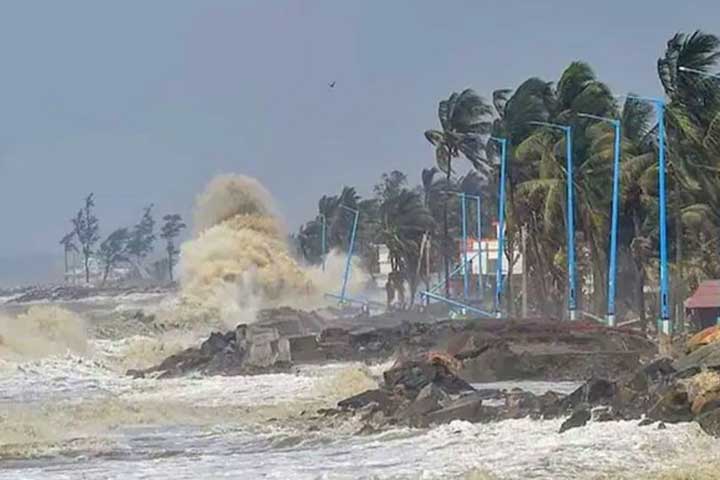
[607,121,621,327]
[320,214,327,272]
[421,291,493,317]
[657,101,671,334]
[494,138,508,318]
[340,207,359,304]
[461,192,469,300]
[566,127,577,321]
[428,252,479,294]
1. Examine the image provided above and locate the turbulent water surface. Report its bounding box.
[1,302,719,480]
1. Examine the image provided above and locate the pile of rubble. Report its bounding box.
[328,325,720,438]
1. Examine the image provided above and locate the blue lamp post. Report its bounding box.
[578,113,621,327]
[339,205,360,305]
[625,95,671,334]
[489,136,508,318]
[530,121,577,321]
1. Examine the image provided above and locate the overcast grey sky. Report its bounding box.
[0,0,718,284]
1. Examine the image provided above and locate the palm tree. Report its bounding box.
[658,30,720,326]
[513,62,617,315]
[425,89,493,295]
[377,189,435,306]
[488,78,554,313]
[615,97,656,330]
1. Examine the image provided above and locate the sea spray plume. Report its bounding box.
[179,174,313,314]
[0,306,88,361]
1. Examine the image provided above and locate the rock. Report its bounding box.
[561,378,616,411]
[696,407,720,437]
[559,408,591,433]
[459,341,529,382]
[592,406,617,422]
[657,422,667,430]
[646,384,693,424]
[256,307,326,336]
[424,393,493,425]
[200,331,232,355]
[627,358,676,392]
[505,389,543,419]
[383,358,474,398]
[288,335,325,362]
[673,342,720,376]
[638,418,655,427]
[408,383,450,415]
[338,389,396,414]
[687,370,720,415]
[129,323,291,378]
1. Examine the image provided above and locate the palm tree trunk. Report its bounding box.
[63,248,69,283]
[84,251,90,284]
[168,251,174,283]
[674,177,685,332]
[443,165,452,297]
[521,225,528,318]
[504,183,517,316]
[102,264,111,286]
[632,211,647,333]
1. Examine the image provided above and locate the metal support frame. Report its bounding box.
[327,204,358,306]
[420,291,494,318]
[427,252,479,295]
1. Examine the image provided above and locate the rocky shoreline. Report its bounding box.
[127,307,720,440]
[320,329,720,439]
[129,308,656,380]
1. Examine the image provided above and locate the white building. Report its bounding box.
[465,238,523,276]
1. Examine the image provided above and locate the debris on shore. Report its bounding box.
[330,327,720,439]
[130,308,656,381]
[129,307,720,439]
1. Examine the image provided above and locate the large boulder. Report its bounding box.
[560,378,616,411]
[242,325,291,368]
[424,393,492,425]
[338,389,397,415]
[398,383,451,425]
[646,384,693,424]
[383,354,474,398]
[673,342,720,376]
[559,408,591,433]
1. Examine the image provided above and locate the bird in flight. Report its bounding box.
[328,81,336,88]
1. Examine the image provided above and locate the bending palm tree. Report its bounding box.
[425,89,493,295]
[378,189,435,307]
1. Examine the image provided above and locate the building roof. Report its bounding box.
[685,280,720,309]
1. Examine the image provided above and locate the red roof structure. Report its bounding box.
[685,280,720,309]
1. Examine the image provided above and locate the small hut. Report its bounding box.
[685,280,720,330]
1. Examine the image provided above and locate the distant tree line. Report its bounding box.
[60,194,186,285]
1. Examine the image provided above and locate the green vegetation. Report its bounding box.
[297,30,720,323]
